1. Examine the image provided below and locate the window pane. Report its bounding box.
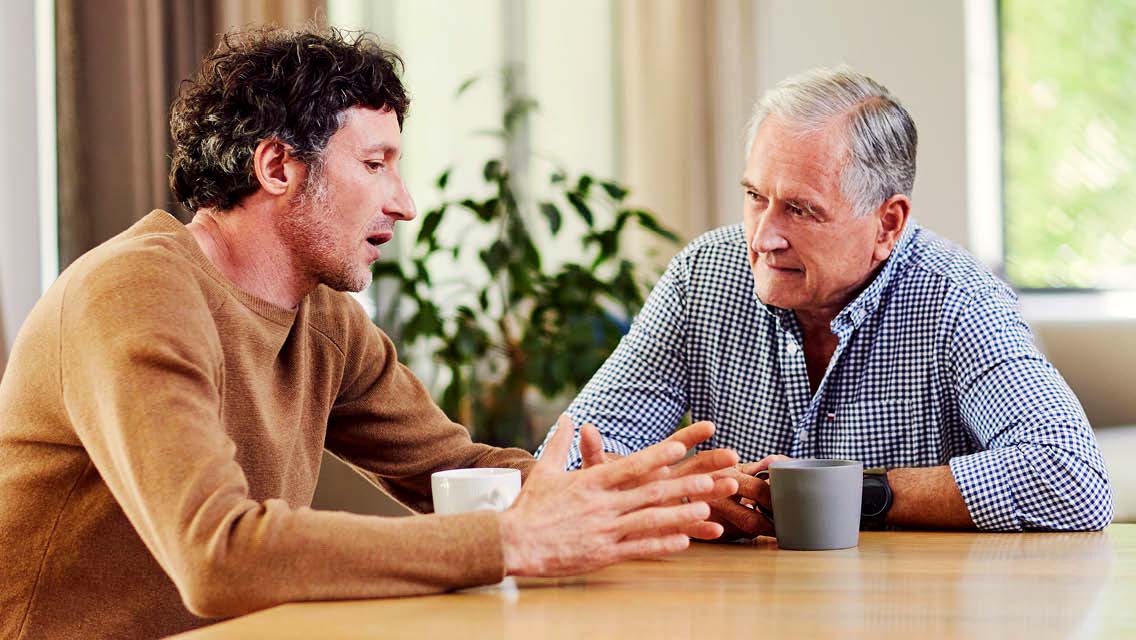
[1001,0,1136,289]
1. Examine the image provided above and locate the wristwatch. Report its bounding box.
[861,467,893,530]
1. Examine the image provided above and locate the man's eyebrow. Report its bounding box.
[787,197,827,217]
[360,143,398,156]
[740,178,759,191]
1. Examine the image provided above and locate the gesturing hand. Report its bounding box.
[579,420,746,540]
[498,415,739,577]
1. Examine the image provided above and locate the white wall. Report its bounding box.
[0,0,45,357]
[751,0,969,247]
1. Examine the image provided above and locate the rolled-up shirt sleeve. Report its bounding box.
[536,252,693,469]
[947,288,1114,531]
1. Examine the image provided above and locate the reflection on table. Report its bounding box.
[172,525,1136,639]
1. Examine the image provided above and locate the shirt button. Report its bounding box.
[797,429,810,442]
[786,342,800,355]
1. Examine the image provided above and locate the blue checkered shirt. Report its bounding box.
[537,221,1113,532]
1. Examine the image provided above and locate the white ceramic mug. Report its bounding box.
[431,468,522,515]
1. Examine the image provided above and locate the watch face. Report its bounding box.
[862,476,889,516]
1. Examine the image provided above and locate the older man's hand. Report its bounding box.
[498,415,739,577]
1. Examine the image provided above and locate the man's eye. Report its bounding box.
[787,204,804,216]
[365,161,384,171]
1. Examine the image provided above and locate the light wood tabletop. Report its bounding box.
[172,525,1136,639]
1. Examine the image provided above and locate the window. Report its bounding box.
[1000,0,1136,290]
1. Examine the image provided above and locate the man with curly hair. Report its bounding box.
[0,27,739,638]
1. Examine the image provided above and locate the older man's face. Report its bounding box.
[741,116,885,320]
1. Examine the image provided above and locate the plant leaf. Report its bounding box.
[539,201,562,234]
[455,75,479,98]
[483,159,503,182]
[633,210,680,243]
[417,207,445,244]
[601,181,628,201]
[436,168,452,190]
[566,192,594,226]
[576,175,593,197]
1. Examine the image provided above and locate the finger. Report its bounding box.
[701,477,739,501]
[537,414,576,472]
[733,470,764,500]
[615,474,715,512]
[684,521,726,540]
[579,422,606,469]
[612,533,691,561]
[594,439,687,488]
[671,449,740,477]
[749,454,792,474]
[622,520,725,541]
[707,511,750,541]
[712,498,769,538]
[665,421,716,450]
[617,501,711,538]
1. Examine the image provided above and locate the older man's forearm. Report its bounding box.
[886,466,976,529]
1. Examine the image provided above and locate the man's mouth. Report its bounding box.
[365,232,393,247]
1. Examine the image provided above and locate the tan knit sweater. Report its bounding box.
[0,211,535,639]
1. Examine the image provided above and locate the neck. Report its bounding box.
[794,307,839,338]
[186,201,313,310]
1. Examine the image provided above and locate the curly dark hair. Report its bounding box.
[169,27,409,211]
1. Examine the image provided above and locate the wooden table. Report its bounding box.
[173,525,1136,639]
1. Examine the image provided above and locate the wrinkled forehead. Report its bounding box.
[745,116,849,198]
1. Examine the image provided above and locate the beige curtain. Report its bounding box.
[55,0,324,269]
[0,272,7,382]
[617,0,757,256]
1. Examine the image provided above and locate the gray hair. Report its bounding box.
[745,66,918,216]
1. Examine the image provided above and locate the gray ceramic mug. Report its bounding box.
[755,459,863,550]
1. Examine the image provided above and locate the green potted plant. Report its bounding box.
[372,70,679,449]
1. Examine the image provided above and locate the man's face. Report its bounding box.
[280,106,416,292]
[741,116,884,319]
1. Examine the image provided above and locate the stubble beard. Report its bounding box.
[280,163,372,294]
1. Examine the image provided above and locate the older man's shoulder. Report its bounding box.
[902,224,1014,300]
[677,224,747,265]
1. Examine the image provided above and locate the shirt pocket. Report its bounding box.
[820,399,930,469]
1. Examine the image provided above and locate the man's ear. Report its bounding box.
[873,194,911,262]
[251,139,305,197]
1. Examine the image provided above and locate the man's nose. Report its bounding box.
[386,178,417,221]
[752,207,789,255]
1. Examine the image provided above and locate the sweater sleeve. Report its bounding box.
[59,252,512,620]
[323,296,535,513]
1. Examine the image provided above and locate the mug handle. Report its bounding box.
[753,471,775,524]
[488,487,513,512]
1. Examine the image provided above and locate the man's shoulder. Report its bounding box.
[898,225,1015,304]
[673,224,748,275]
[63,214,210,302]
[683,224,746,255]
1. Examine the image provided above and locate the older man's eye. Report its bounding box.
[365,161,385,171]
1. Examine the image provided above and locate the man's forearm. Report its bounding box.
[885,465,976,529]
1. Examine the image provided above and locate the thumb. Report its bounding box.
[579,422,606,468]
[538,413,577,472]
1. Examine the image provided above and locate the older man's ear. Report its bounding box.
[873,194,911,261]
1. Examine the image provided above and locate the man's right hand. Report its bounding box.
[498,415,739,577]
[580,423,778,541]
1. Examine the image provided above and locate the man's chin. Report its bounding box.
[321,269,372,294]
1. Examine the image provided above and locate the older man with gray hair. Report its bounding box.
[538,66,1114,538]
